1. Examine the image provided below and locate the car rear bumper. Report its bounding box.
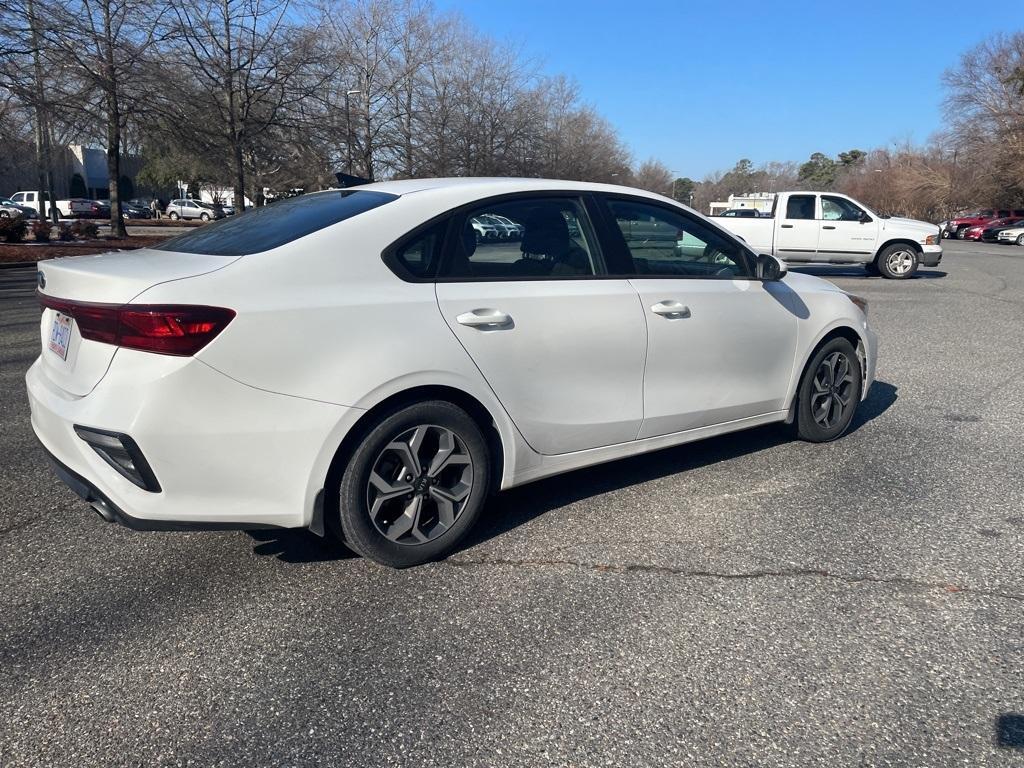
[26,350,352,532]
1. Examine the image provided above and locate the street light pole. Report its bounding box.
[345,88,362,176]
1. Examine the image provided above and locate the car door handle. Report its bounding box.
[780,224,794,229]
[651,301,691,318]
[456,308,513,328]
[822,225,836,230]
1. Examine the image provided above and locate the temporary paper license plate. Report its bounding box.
[48,312,73,360]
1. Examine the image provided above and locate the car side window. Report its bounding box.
[392,222,445,278]
[785,195,816,220]
[604,198,754,279]
[821,195,865,222]
[438,197,597,280]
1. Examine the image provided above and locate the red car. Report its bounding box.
[963,217,1024,241]
[946,208,1024,238]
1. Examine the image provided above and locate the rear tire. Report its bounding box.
[875,244,918,279]
[335,401,491,568]
[793,337,862,443]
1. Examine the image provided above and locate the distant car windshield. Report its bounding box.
[156,190,398,256]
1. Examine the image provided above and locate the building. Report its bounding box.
[2,143,142,200]
[708,192,776,217]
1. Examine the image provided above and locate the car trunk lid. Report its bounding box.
[36,248,239,396]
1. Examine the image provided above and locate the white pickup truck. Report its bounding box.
[714,191,942,279]
[7,191,100,219]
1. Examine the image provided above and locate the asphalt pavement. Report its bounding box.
[1,241,1023,766]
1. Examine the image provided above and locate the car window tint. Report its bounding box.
[606,198,754,279]
[785,195,816,220]
[439,197,596,279]
[394,223,445,278]
[157,190,398,256]
[821,195,864,221]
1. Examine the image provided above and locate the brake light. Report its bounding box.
[38,293,235,356]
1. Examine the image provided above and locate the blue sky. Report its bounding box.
[437,0,1013,178]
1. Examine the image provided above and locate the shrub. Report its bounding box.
[58,224,74,241]
[31,219,53,242]
[0,216,28,243]
[72,220,99,240]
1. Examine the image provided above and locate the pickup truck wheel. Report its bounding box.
[876,244,918,279]
[793,337,862,443]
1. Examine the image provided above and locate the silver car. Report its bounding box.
[164,199,224,222]
[0,197,38,219]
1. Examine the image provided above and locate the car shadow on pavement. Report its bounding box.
[458,379,898,554]
[996,713,1024,749]
[248,380,897,565]
[793,266,948,280]
[246,528,357,563]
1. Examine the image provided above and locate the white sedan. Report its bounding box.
[27,178,877,567]
[997,226,1024,246]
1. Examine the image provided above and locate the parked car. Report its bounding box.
[0,197,38,219]
[165,199,224,221]
[485,213,523,239]
[715,191,942,279]
[469,215,500,241]
[979,217,1024,242]
[996,225,1024,246]
[718,208,761,217]
[944,208,1024,239]
[29,178,877,567]
[121,201,152,219]
[8,191,95,218]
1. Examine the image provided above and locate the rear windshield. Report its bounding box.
[155,190,398,256]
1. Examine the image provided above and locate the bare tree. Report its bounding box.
[39,0,167,235]
[632,158,674,196]
[166,0,325,209]
[943,32,1024,205]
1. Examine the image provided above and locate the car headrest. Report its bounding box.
[521,208,571,257]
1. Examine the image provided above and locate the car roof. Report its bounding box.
[345,177,681,208]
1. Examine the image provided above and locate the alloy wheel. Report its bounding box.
[366,424,474,545]
[885,249,915,275]
[810,351,855,429]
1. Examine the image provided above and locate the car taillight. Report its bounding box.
[38,293,234,356]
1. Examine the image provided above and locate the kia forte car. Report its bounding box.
[28,178,877,567]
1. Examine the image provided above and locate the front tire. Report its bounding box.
[875,244,918,279]
[336,401,491,568]
[793,337,862,443]
[200,212,210,222]
[168,212,179,220]
[1017,234,1024,246]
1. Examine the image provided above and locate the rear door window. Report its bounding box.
[438,197,598,280]
[785,195,816,220]
[157,190,398,256]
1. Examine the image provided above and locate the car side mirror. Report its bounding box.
[858,210,872,223]
[756,253,787,281]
